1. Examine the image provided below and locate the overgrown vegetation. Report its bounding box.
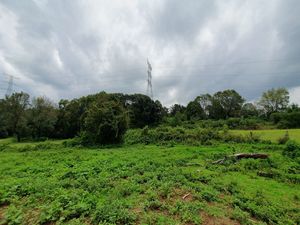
[0,88,299,144]
[0,88,299,224]
[0,140,299,225]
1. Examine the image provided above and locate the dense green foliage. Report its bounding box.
[271,112,300,128]
[0,92,165,143]
[0,87,299,144]
[82,99,128,144]
[0,92,30,141]
[28,97,58,139]
[258,88,289,117]
[124,126,267,146]
[0,140,299,225]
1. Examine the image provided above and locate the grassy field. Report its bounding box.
[0,140,299,225]
[231,129,300,143]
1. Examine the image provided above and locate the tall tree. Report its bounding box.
[83,99,128,144]
[28,97,58,139]
[125,94,164,128]
[210,90,245,119]
[186,100,205,120]
[258,88,289,117]
[195,94,212,118]
[0,99,8,137]
[169,104,186,116]
[241,103,258,118]
[4,92,30,142]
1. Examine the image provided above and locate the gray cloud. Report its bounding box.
[0,0,299,106]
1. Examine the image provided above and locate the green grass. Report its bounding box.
[0,140,299,225]
[231,129,300,143]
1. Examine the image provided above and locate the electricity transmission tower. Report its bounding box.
[146,59,153,99]
[1,73,19,97]
[6,75,13,96]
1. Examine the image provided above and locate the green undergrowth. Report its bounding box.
[0,141,299,224]
[124,126,272,146]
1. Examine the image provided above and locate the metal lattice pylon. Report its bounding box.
[146,59,153,99]
[5,76,13,96]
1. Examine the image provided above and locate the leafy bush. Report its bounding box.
[0,143,11,152]
[82,100,129,145]
[201,189,218,202]
[231,206,251,225]
[194,118,264,130]
[3,205,22,225]
[92,200,136,225]
[221,131,262,144]
[283,140,300,158]
[124,125,268,145]
[62,138,82,147]
[277,131,289,144]
[271,112,300,128]
[124,126,221,145]
[17,142,57,152]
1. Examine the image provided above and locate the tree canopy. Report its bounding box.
[258,88,289,117]
[0,87,296,143]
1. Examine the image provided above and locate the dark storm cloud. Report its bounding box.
[0,0,299,105]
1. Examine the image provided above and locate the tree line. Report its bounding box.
[0,87,298,144]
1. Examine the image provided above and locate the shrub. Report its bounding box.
[124,125,267,145]
[221,132,261,144]
[62,138,82,147]
[124,126,221,145]
[283,140,300,158]
[82,100,129,145]
[196,118,263,130]
[92,200,136,225]
[231,206,251,225]
[3,205,22,225]
[271,112,300,128]
[277,131,289,144]
[0,143,11,152]
[201,189,218,202]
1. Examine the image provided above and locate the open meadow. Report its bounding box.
[0,139,299,225]
[231,129,300,143]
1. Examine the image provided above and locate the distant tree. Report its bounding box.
[169,104,186,116]
[83,99,128,144]
[125,94,164,128]
[171,112,187,126]
[0,99,8,137]
[287,103,300,113]
[195,94,212,118]
[210,90,245,119]
[258,88,289,117]
[4,92,30,142]
[54,99,83,138]
[55,92,110,138]
[28,97,58,139]
[186,100,205,120]
[241,103,258,118]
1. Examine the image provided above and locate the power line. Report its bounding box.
[95,57,300,78]
[154,57,300,69]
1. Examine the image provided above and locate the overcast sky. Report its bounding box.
[0,0,299,106]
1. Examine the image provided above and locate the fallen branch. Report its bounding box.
[182,193,191,200]
[212,153,269,164]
